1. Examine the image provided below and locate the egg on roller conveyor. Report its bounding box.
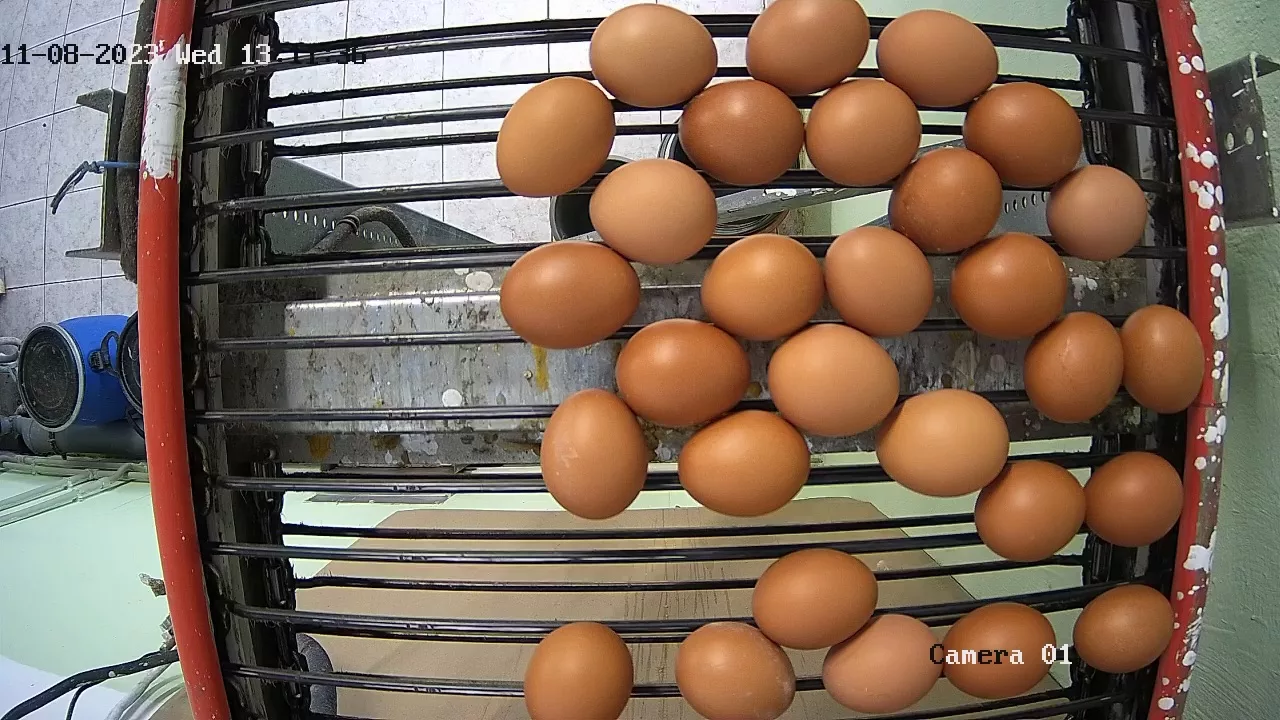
[824,226,935,337]
[679,79,805,186]
[589,3,717,108]
[524,622,633,720]
[540,389,648,520]
[499,241,639,349]
[806,79,922,186]
[1073,584,1175,673]
[942,603,1055,699]
[752,548,877,650]
[1024,312,1125,423]
[701,233,824,341]
[590,158,717,264]
[951,232,1068,340]
[823,614,943,713]
[745,0,870,96]
[963,82,1083,188]
[890,147,1003,254]
[615,319,750,427]
[975,460,1086,562]
[1048,165,1150,260]
[875,389,1009,497]
[1120,304,1206,413]
[678,411,810,517]
[496,77,616,197]
[676,622,796,720]
[1084,451,1183,547]
[876,9,998,108]
[767,324,900,437]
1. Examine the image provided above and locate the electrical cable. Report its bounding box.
[63,681,101,720]
[0,649,178,720]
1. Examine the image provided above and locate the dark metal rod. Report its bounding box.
[230,582,1125,641]
[201,171,1177,217]
[215,450,1119,494]
[185,237,1184,285]
[292,556,1085,593]
[281,512,978,541]
[268,67,1082,110]
[203,16,1146,83]
[195,102,1169,152]
[210,530,987,564]
[192,389,1046,424]
[205,315,1133,352]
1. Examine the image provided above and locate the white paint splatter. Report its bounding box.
[1198,185,1216,209]
[1196,89,1205,99]
[1192,56,1205,71]
[441,389,464,407]
[1209,215,1222,231]
[140,38,189,182]
[1216,185,1224,204]
[1189,179,1201,193]
[1183,650,1198,667]
[464,270,494,291]
[1070,275,1098,301]
[1208,243,1219,254]
[1206,98,1214,116]
[453,268,469,276]
[1193,24,1201,43]
[1195,456,1207,470]
[1158,698,1176,710]
[1163,677,1171,686]
[1186,142,1199,158]
[1210,263,1223,277]
[1180,676,1193,692]
[1185,530,1217,571]
[1204,413,1227,444]
[1212,368,1221,379]
[1200,150,1217,168]
[1210,269,1230,340]
[1179,61,1193,75]
[1221,363,1229,402]
[1214,350,1224,366]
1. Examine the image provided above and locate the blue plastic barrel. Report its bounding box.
[17,314,131,432]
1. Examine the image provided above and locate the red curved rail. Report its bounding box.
[137,0,231,719]
[1150,1,1229,719]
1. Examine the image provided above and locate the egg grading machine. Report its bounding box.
[136,0,1227,719]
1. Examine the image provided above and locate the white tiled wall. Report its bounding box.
[0,0,140,339]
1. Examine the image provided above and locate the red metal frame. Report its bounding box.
[1149,1,1228,719]
[137,3,1226,720]
[137,1,231,719]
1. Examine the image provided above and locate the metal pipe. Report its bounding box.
[137,0,231,718]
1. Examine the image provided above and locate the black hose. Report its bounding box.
[115,0,158,283]
[1,649,178,720]
[307,206,415,254]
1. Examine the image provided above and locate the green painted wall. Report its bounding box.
[1186,1,1280,718]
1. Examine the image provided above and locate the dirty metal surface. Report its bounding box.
[1207,53,1279,227]
[214,254,1153,466]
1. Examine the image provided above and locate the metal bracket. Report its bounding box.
[1209,53,1280,227]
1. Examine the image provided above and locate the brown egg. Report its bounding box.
[497,77,616,197]
[701,234,824,341]
[541,389,648,520]
[890,148,1003,253]
[677,622,796,720]
[876,389,1009,497]
[1084,452,1183,547]
[500,241,639,349]
[951,232,1067,340]
[679,80,805,186]
[1024,312,1124,422]
[590,3,717,108]
[964,82,1083,188]
[746,0,870,96]
[824,226,935,337]
[1048,165,1149,260]
[590,159,717,264]
[975,461,1086,561]
[1074,584,1174,673]
[753,548,877,649]
[679,411,810,517]
[942,603,1055,699]
[767,324,900,437]
[876,9,998,108]
[615,319,750,427]
[525,622,633,720]
[1120,305,1206,413]
[823,615,943,713]
[806,80,922,186]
